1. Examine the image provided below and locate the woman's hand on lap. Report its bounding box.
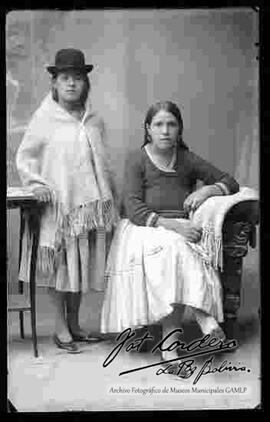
[157,217,202,243]
[172,220,202,242]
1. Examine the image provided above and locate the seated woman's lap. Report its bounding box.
[102,219,224,332]
[106,219,222,306]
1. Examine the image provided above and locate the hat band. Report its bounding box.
[47,64,93,74]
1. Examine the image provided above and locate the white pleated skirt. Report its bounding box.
[101,219,224,333]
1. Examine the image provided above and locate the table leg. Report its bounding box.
[18,211,25,339]
[19,311,24,339]
[29,222,39,358]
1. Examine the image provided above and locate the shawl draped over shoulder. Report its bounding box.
[16,92,118,287]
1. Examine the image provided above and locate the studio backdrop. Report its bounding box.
[7,9,259,306]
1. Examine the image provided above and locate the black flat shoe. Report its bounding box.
[71,333,104,343]
[53,334,82,354]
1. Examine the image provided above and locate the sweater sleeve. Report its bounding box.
[123,150,158,226]
[16,119,50,191]
[187,150,239,194]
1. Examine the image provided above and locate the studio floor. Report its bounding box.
[8,280,261,412]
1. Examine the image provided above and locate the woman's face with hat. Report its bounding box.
[48,49,92,107]
[52,69,86,106]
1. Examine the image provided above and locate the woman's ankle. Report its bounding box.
[55,329,73,342]
[68,323,87,336]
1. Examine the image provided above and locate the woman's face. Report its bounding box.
[147,110,180,151]
[53,70,86,106]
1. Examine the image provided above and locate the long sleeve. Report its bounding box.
[123,150,157,226]
[187,151,239,194]
[16,119,50,191]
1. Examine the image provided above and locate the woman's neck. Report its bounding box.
[145,143,176,169]
[59,100,85,120]
[147,143,175,159]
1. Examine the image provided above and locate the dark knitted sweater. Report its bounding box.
[122,145,239,226]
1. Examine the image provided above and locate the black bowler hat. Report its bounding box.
[46,48,94,74]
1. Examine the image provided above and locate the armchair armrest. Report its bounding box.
[223,200,259,224]
[222,200,259,254]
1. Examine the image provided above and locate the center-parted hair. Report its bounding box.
[143,100,187,148]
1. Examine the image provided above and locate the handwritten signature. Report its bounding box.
[102,328,250,384]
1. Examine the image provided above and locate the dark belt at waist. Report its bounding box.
[157,209,189,219]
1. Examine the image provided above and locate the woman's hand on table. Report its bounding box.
[157,217,202,243]
[32,186,52,203]
[183,185,222,213]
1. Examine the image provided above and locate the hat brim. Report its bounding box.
[46,64,94,74]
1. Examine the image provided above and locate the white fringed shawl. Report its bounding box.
[189,187,259,271]
[16,93,118,283]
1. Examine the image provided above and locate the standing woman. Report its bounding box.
[101,101,239,362]
[16,49,118,353]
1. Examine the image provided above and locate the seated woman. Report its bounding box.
[101,101,239,361]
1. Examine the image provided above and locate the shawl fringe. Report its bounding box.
[200,227,223,270]
[37,199,116,274]
[54,198,116,243]
[186,225,223,270]
[37,246,57,274]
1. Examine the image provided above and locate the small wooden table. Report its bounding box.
[7,189,40,357]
